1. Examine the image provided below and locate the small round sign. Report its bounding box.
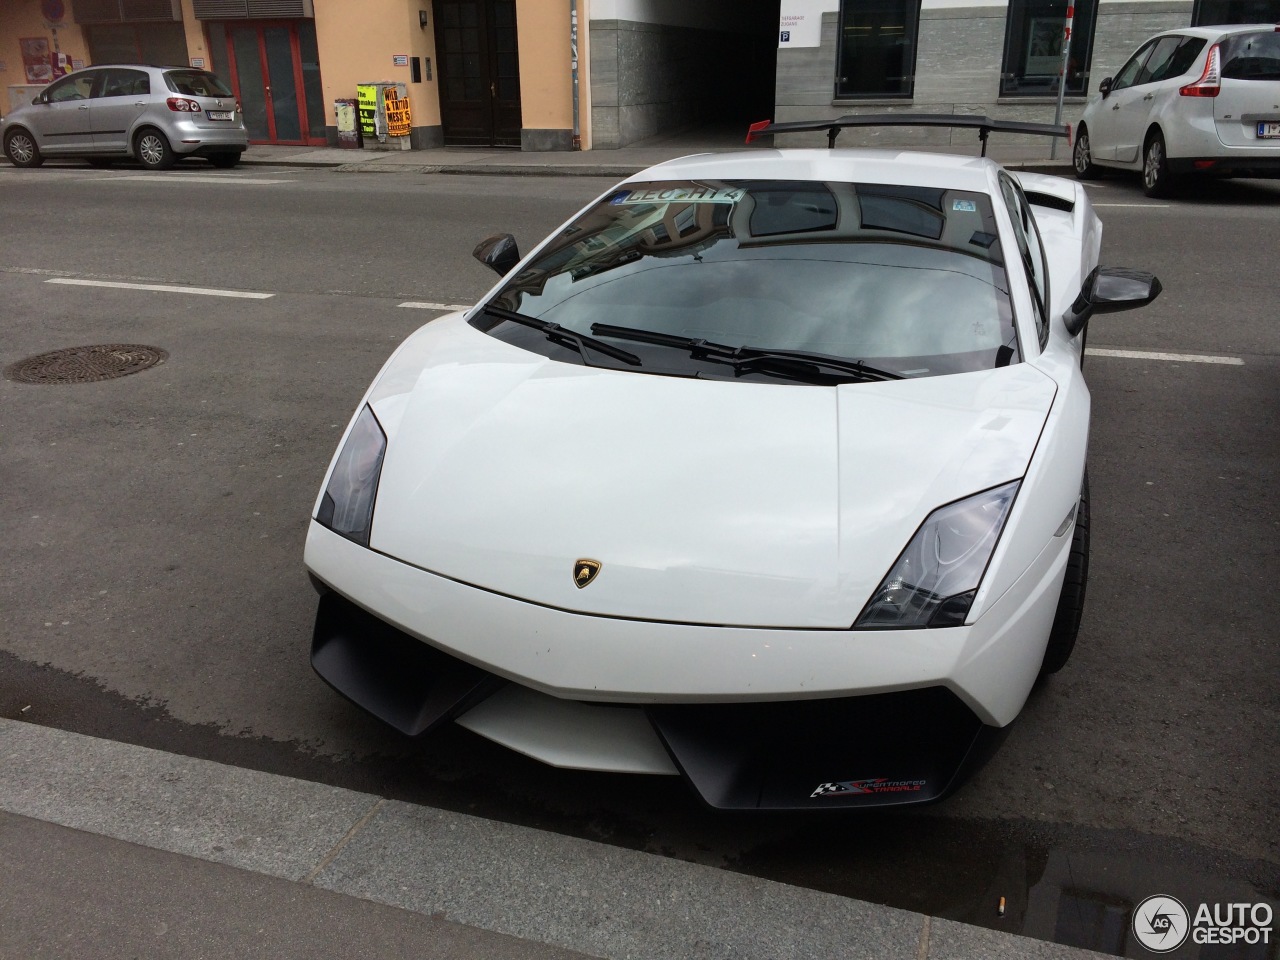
[42,0,66,23]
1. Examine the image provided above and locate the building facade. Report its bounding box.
[2,0,1277,151]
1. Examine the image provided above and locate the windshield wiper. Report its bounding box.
[483,304,641,367]
[590,322,901,382]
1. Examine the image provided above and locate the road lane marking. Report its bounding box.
[1093,202,1171,208]
[1090,347,1243,365]
[45,278,274,299]
[92,175,295,184]
[398,301,471,311]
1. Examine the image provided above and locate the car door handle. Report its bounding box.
[1143,93,1154,101]
[1111,103,1120,110]
[78,104,89,110]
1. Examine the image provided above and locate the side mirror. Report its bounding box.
[33,94,46,105]
[472,233,520,276]
[1099,77,1113,98]
[1063,266,1162,337]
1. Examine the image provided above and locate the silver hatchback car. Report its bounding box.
[1,64,248,170]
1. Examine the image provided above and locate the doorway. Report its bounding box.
[433,0,522,147]
[210,20,326,145]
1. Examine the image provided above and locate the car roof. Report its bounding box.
[1154,23,1280,41]
[626,149,1002,194]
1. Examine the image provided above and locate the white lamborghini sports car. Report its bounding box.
[304,116,1162,809]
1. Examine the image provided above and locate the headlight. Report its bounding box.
[315,405,386,547]
[855,480,1020,629]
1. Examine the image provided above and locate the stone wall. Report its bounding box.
[590,19,741,148]
[773,2,1194,149]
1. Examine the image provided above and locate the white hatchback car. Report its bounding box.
[1074,24,1280,195]
[305,117,1162,809]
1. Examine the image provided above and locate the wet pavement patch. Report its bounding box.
[4,344,168,384]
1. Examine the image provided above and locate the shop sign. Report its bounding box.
[778,0,825,48]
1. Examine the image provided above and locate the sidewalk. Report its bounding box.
[238,126,1076,179]
[0,717,1111,960]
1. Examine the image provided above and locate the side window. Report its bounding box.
[999,177,1051,349]
[1137,36,1183,85]
[46,72,98,103]
[102,69,150,98]
[1111,40,1157,91]
[1166,37,1207,79]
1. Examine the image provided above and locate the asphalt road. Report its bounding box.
[1,164,1276,954]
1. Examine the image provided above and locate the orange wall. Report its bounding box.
[0,1,90,96]
[517,0,572,131]
[313,0,441,128]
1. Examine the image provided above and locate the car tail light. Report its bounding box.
[1180,43,1221,97]
[166,97,202,112]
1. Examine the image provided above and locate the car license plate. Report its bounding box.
[1258,121,1280,138]
[207,110,233,121]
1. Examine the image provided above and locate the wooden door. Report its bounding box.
[433,0,522,147]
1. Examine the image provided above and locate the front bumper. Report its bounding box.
[311,588,1006,810]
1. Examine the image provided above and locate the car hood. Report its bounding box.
[363,317,1056,629]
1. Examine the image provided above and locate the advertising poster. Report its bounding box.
[20,37,53,84]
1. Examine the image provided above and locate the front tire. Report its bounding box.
[1073,125,1102,180]
[135,128,176,170]
[1142,131,1175,198]
[4,129,43,168]
[1039,473,1090,678]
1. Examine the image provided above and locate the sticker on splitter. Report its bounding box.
[952,199,978,212]
[810,778,927,798]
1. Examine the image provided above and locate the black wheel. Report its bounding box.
[208,152,240,169]
[86,157,115,168]
[1072,124,1102,180]
[1142,131,1175,198]
[1039,473,1090,678]
[4,128,43,168]
[135,128,176,170]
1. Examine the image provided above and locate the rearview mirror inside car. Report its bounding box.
[472,233,521,276]
[1063,266,1162,336]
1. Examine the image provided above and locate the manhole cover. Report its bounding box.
[4,344,168,385]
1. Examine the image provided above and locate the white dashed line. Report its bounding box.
[92,175,296,185]
[45,278,274,299]
[398,301,471,311]
[1090,348,1243,365]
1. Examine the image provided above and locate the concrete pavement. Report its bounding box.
[0,717,1116,959]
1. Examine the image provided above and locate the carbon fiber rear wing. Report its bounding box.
[746,114,1070,156]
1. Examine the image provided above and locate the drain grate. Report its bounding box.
[4,344,168,385]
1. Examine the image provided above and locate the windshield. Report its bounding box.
[476,179,1018,382]
[164,70,233,97]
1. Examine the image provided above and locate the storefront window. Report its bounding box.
[1193,0,1280,23]
[836,0,921,98]
[1000,0,1097,96]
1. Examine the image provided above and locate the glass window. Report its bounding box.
[1137,36,1184,84]
[101,68,149,98]
[1193,0,1280,25]
[475,180,1019,382]
[1000,0,1098,96]
[836,0,921,98]
[164,69,233,97]
[1219,31,1280,80]
[999,176,1049,349]
[1110,39,1157,92]
[46,71,99,102]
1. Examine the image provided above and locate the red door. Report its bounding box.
[219,20,325,145]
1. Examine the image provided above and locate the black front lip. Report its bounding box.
[311,590,1003,810]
